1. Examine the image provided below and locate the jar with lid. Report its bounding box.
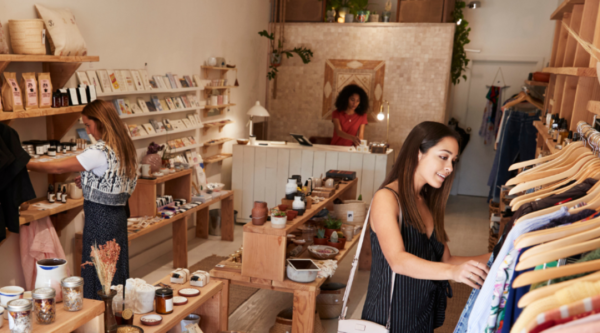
[60,90,69,107]
[32,287,55,325]
[47,148,56,157]
[52,91,62,108]
[155,288,173,314]
[70,143,78,152]
[61,276,84,311]
[61,142,70,152]
[7,298,32,333]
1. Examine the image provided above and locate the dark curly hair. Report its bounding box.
[335,84,369,115]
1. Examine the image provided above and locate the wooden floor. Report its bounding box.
[133,195,489,333]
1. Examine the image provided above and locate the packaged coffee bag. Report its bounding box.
[37,73,53,107]
[2,72,24,112]
[21,72,38,110]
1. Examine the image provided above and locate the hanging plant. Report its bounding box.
[451,1,471,85]
[259,30,314,80]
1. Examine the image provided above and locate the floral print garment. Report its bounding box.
[485,248,519,333]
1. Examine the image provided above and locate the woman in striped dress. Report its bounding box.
[361,121,491,332]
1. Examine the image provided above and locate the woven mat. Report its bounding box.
[189,255,259,315]
[434,281,472,333]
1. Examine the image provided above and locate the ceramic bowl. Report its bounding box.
[286,259,320,283]
[116,325,145,332]
[278,204,288,211]
[308,245,339,259]
[141,314,162,326]
[237,139,249,145]
[286,210,298,221]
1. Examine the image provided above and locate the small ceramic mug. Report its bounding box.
[325,179,335,188]
[210,96,218,106]
[223,95,229,104]
[141,164,151,177]
[0,286,23,320]
[68,183,83,199]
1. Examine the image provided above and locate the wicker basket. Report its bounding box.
[333,200,366,225]
[269,307,324,333]
[8,19,46,55]
[316,283,346,319]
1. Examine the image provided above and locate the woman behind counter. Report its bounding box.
[27,100,137,300]
[331,84,369,146]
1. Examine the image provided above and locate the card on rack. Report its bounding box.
[150,77,160,89]
[163,119,174,131]
[182,96,194,108]
[179,77,189,88]
[162,77,172,90]
[187,114,197,125]
[113,99,123,115]
[107,70,122,92]
[138,99,149,112]
[175,139,185,148]
[173,97,183,109]
[181,137,192,146]
[123,99,133,114]
[184,75,194,88]
[130,103,142,114]
[182,119,192,128]
[139,69,154,90]
[114,70,127,91]
[159,99,169,111]
[116,99,128,114]
[121,70,136,91]
[142,123,156,134]
[173,74,183,89]
[193,75,202,88]
[151,96,163,111]
[171,119,183,130]
[146,101,157,112]
[76,72,91,86]
[185,151,193,164]
[187,94,200,107]
[194,114,201,124]
[138,126,148,136]
[188,136,197,144]
[152,75,164,89]
[166,73,177,89]
[167,140,177,149]
[151,120,166,133]
[86,70,103,93]
[128,124,142,137]
[131,70,145,91]
[165,97,176,110]
[97,70,113,93]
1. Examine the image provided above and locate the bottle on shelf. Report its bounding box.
[56,186,63,203]
[48,185,55,203]
[61,186,68,203]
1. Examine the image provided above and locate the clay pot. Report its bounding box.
[278,204,288,211]
[251,201,268,225]
[325,228,340,239]
[142,153,162,173]
[314,237,328,245]
[327,241,344,250]
[286,210,299,221]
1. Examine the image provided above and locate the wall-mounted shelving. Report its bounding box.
[119,107,199,119]
[131,124,203,141]
[0,106,84,123]
[202,120,232,134]
[202,138,233,153]
[170,143,203,153]
[204,86,236,90]
[97,87,201,98]
[525,80,549,87]
[203,153,232,165]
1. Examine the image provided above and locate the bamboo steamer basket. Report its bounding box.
[333,200,366,225]
[269,307,324,333]
[8,19,46,55]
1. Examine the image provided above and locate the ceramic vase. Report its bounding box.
[251,201,268,225]
[345,13,354,23]
[369,14,379,22]
[271,215,287,229]
[285,179,297,200]
[314,237,328,245]
[99,290,118,333]
[292,196,305,210]
[35,259,67,302]
[141,153,161,173]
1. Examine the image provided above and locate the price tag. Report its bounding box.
[347,211,354,222]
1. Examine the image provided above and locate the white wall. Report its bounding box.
[0,0,269,287]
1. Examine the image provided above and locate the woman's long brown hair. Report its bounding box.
[380,121,461,244]
[82,100,138,179]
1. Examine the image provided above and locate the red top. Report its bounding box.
[331,110,368,146]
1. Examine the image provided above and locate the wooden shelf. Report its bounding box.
[551,0,585,20]
[525,80,549,87]
[169,143,203,153]
[97,87,201,98]
[201,66,237,71]
[0,106,84,122]
[202,138,233,153]
[0,54,99,63]
[204,86,236,90]
[587,100,600,115]
[243,178,359,236]
[131,124,203,141]
[120,107,199,119]
[202,103,235,110]
[202,120,232,134]
[542,67,597,77]
[137,168,192,185]
[533,120,558,154]
[19,197,84,225]
[203,153,232,165]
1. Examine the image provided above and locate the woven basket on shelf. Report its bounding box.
[489,201,500,219]
[488,228,499,253]
[8,19,46,55]
[269,307,324,333]
[333,200,366,225]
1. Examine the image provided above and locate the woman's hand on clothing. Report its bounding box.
[75,176,82,189]
[450,260,489,289]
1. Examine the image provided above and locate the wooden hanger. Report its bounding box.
[516,237,600,271]
[517,270,600,308]
[514,216,600,251]
[508,142,583,171]
[513,258,600,288]
[509,155,595,195]
[502,91,544,110]
[509,143,584,178]
[509,146,591,185]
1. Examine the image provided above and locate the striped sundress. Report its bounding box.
[361,188,452,333]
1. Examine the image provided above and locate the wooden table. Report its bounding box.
[0,299,104,333]
[211,178,372,333]
[130,274,225,333]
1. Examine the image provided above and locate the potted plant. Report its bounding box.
[327,231,345,249]
[142,142,164,173]
[324,215,342,238]
[258,30,314,80]
[271,210,288,229]
[314,228,328,245]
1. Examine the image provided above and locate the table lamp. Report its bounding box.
[247,101,270,137]
[376,100,390,144]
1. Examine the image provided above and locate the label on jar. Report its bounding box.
[8,79,22,106]
[166,298,173,312]
[25,79,37,106]
[36,146,44,155]
[40,79,52,106]
[8,312,15,329]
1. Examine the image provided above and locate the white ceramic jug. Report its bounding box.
[68,183,82,199]
[286,179,297,195]
[35,259,67,302]
[292,196,305,210]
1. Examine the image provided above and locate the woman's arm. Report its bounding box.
[357,124,366,141]
[333,118,361,146]
[371,190,489,289]
[442,245,492,267]
[27,156,86,174]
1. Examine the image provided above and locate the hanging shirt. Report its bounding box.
[331,110,368,146]
[479,86,502,144]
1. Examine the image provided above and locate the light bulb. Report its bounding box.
[456,18,462,25]
[377,112,385,121]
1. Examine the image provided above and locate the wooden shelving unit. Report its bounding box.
[525,80,550,87]
[131,124,203,141]
[203,153,232,165]
[119,107,199,119]
[201,65,237,71]
[170,142,203,153]
[202,137,233,153]
[97,86,201,98]
[533,120,558,155]
[19,197,84,225]
[542,67,597,77]
[202,103,235,117]
[0,105,84,123]
[204,86,236,90]
[202,120,232,134]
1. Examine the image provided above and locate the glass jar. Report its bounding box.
[32,287,55,325]
[7,299,32,333]
[155,288,173,314]
[61,276,84,312]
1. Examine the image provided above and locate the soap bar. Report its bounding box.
[190,271,210,287]
[170,268,190,284]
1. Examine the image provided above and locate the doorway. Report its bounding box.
[451,59,540,197]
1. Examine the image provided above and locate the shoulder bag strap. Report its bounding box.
[339,191,402,330]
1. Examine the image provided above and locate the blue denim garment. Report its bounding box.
[453,253,495,333]
[467,207,569,333]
